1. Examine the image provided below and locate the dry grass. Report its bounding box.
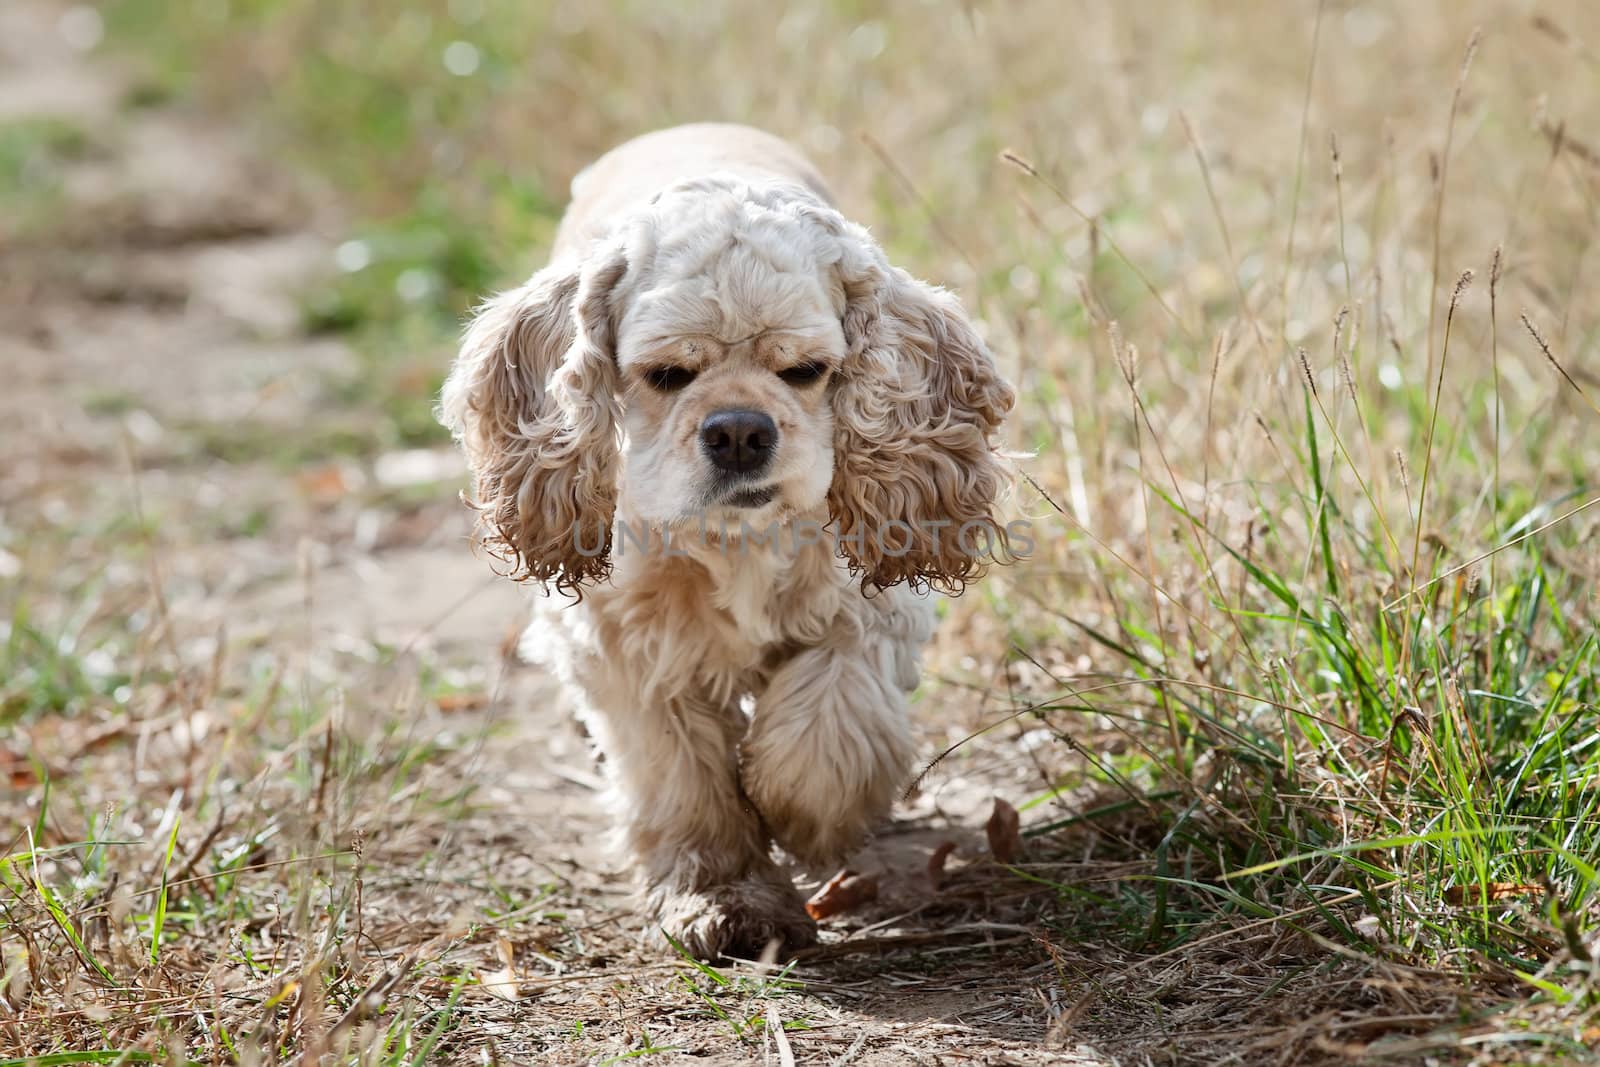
[5,0,1600,1063]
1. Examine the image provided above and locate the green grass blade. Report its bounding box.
[149,813,181,966]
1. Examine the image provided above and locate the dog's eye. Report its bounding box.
[778,361,828,386]
[644,365,698,392]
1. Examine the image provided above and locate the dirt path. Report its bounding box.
[2,4,1100,1063]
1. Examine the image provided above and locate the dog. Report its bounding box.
[439,123,1014,959]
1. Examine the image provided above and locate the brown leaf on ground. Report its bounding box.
[435,691,489,713]
[804,869,879,920]
[927,841,958,889]
[986,797,1023,863]
[1443,883,1541,906]
[3,748,39,788]
[295,463,350,503]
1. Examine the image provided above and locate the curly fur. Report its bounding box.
[439,123,1014,960]
[438,246,627,592]
[829,262,1018,593]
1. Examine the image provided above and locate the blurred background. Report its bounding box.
[4,1,1600,1062]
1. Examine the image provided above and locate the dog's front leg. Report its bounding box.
[576,688,817,960]
[741,596,932,868]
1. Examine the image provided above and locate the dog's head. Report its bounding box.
[439,176,1014,594]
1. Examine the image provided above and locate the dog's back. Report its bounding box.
[554,123,833,256]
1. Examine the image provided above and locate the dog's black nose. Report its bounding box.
[700,409,777,474]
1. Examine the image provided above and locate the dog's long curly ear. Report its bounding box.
[825,227,1015,593]
[438,244,628,592]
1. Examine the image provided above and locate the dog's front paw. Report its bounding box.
[752,795,874,870]
[652,872,818,961]
[745,759,901,870]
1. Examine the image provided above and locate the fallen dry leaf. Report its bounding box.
[435,691,489,713]
[475,937,520,1001]
[295,463,351,503]
[1,747,39,788]
[927,840,958,889]
[1444,883,1541,907]
[804,869,879,920]
[986,797,1023,863]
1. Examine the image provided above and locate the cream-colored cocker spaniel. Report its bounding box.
[440,123,1015,960]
